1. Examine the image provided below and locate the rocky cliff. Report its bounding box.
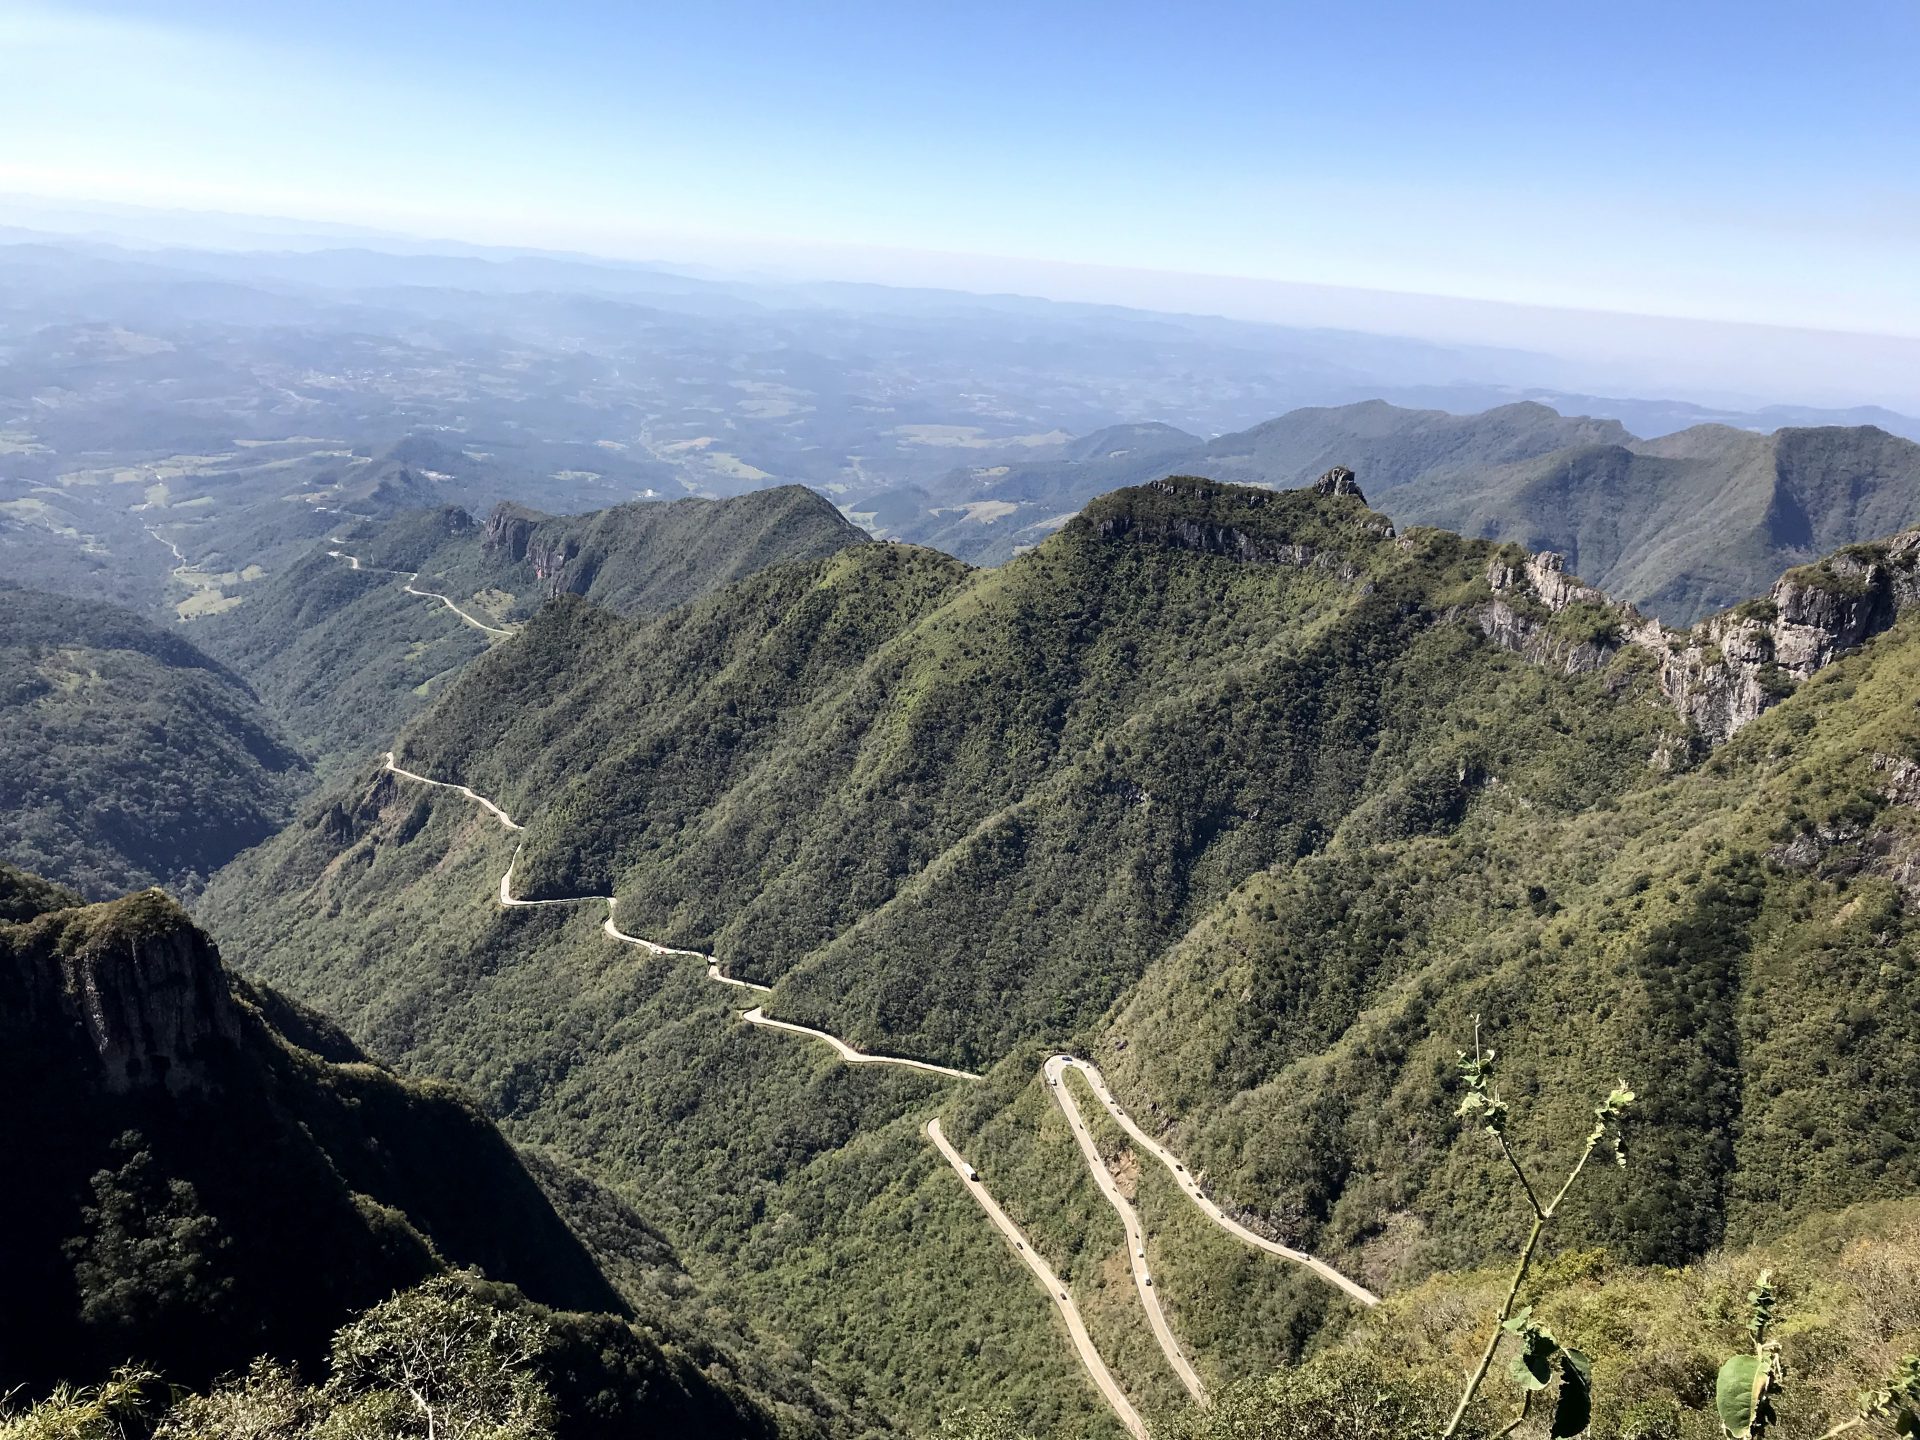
[1478,530,1920,745]
[481,501,549,566]
[1082,470,1392,576]
[1,880,241,1092]
[480,501,626,600]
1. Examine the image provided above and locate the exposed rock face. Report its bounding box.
[481,502,545,564]
[481,503,592,598]
[4,890,241,1093]
[1313,465,1366,502]
[1764,755,1920,901]
[526,536,588,596]
[1478,529,1920,745]
[1478,551,1642,676]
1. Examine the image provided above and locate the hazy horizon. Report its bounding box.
[7,189,1920,417]
[5,1,1918,411]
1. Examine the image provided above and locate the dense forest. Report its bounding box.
[194,486,869,776]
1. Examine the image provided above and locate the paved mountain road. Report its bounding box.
[928,1118,1148,1440]
[1048,1056,1381,1309]
[387,753,524,831]
[379,749,1380,1431]
[1047,1060,1207,1400]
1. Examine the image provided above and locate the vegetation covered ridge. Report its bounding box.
[0,584,307,898]
[193,484,868,779]
[376,746,1378,1432]
[210,472,1920,1434]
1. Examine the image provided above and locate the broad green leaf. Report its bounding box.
[1549,1348,1592,1438]
[1715,1354,1763,1437]
[1501,1305,1534,1334]
[1510,1328,1556,1392]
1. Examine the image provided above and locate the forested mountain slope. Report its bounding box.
[0,862,857,1436]
[203,474,1920,1435]
[385,475,1689,1066]
[0,583,305,896]
[194,485,866,775]
[1389,421,1920,623]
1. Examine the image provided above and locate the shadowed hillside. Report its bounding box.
[0,583,306,897]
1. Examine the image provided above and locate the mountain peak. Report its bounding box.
[1072,472,1393,569]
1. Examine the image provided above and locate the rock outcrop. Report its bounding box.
[1082,473,1391,578]
[1312,465,1366,502]
[1478,529,1920,745]
[3,886,241,1093]
[481,502,593,598]
[480,501,548,565]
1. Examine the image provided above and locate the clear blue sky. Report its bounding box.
[4,0,1918,335]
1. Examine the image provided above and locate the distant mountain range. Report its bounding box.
[882,400,1920,623]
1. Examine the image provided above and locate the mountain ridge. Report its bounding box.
[879,402,1920,625]
[203,473,1920,1434]
[194,484,868,776]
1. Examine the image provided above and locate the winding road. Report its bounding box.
[1047,1060,1207,1401]
[927,1118,1148,1440]
[1048,1056,1380,1310]
[329,546,517,637]
[375,739,1378,1430]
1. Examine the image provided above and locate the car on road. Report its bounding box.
[964,1165,979,1181]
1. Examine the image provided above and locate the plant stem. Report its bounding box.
[1440,1128,1604,1440]
[1813,1419,1866,1440]
[1492,1388,1535,1438]
[1441,1211,1544,1439]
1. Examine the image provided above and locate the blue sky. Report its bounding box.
[4,0,1918,337]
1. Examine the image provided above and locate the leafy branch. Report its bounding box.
[1715,1270,1785,1440]
[1440,1017,1633,1440]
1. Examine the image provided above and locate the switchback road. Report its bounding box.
[380,748,1379,1433]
